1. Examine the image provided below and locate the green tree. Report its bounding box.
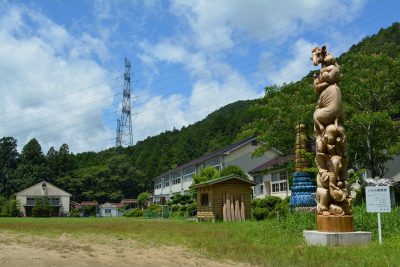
[192,166,220,184]
[13,138,48,192]
[219,165,247,179]
[0,137,19,197]
[32,197,53,217]
[138,192,150,209]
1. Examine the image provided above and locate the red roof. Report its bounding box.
[80,201,98,206]
[121,199,138,204]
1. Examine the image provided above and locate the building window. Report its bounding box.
[200,193,209,206]
[271,181,288,193]
[26,197,35,206]
[183,166,195,182]
[105,209,111,214]
[254,175,263,184]
[50,198,60,206]
[171,171,182,185]
[280,182,287,192]
[204,157,222,171]
[155,183,162,189]
[259,185,264,195]
[280,171,287,181]
[272,183,280,193]
[164,180,169,187]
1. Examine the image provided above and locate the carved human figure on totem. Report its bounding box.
[311,46,352,216]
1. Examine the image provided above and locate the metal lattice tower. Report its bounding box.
[116,58,133,148]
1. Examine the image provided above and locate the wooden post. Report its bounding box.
[226,193,231,222]
[240,196,245,221]
[230,196,235,222]
[235,198,240,222]
[223,193,227,222]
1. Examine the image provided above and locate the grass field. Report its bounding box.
[1,209,399,267]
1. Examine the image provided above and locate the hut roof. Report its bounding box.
[190,175,256,189]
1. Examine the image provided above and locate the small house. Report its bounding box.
[121,199,139,209]
[15,181,71,217]
[98,202,123,217]
[190,175,255,221]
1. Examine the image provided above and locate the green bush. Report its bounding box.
[147,204,161,211]
[259,196,282,209]
[69,208,81,217]
[252,207,270,220]
[219,165,247,179]
[32,198,53,217]
[0,197,20,217]
[179,205,187,212]
[187,202,197,214]
[193,166,219,184]
[124,209,144,217]
[171,204,180,212]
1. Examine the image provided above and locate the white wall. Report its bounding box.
[99,208,119,217]
[60,196,70,215]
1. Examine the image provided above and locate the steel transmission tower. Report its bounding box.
[116,58,133,148]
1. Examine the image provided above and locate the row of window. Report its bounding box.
[26,197,60,206]
[155,158,221,189]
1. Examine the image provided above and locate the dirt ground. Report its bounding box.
[0,231,248,267]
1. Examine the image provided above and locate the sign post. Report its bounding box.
[365,186,391,245]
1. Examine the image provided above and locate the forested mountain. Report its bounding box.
[0,100,257,202]
[1,23,399,202]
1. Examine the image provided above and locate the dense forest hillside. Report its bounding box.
[1,23,399,202]
[0,100,257,201]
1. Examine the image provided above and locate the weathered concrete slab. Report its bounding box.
[304,230,372,246]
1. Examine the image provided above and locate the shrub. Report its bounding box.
[0,197,20,217]
[69,208,81,217]
[147,204,161,211]
[171,204,180,212]
[252,207,270,220]
[187,202,197,214]
[220,165,247,179]
[32,198,53,217]
[252,196,282,209]
[193,166,219,184]
[179,205,187,212]
[124,209,144,217]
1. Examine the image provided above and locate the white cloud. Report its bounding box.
[0,4,114,152]
[264,39,318,85]
[133,0,367,141]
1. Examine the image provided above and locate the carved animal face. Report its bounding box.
[310,46,327,66]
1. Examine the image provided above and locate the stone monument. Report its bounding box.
[304,46,371,245]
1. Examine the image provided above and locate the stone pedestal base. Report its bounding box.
[304,230,372,246]
[317,215,354,232]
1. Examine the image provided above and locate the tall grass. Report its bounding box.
[0,206,399,266]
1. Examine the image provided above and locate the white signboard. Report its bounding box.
[365,186,391,213]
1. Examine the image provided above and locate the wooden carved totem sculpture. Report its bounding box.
[310,46,352,218]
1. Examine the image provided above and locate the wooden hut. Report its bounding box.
[191,175,255,221]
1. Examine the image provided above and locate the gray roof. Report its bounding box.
[362,178,398,187]
[15,181,71,197]
[153,137,257,180]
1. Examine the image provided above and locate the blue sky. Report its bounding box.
[0,0,399,153]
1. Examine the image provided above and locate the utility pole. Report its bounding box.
[116,58,133,148]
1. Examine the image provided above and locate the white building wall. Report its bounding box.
[224,143,280,175]
[60,196,70,215]
[385,154,400,182]
[100,208,119,217]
